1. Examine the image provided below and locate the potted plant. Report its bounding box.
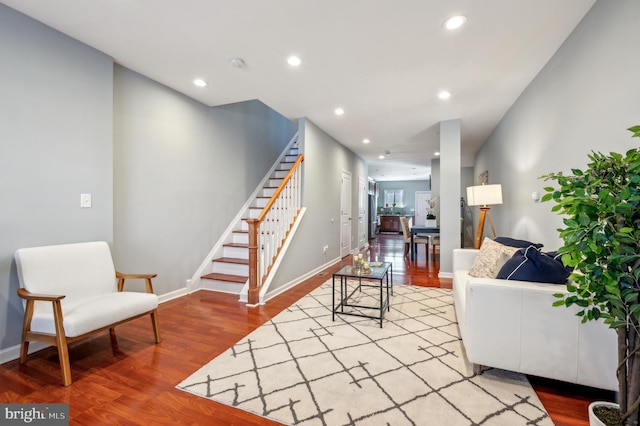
[540,124,640,426]
[426,198,438,227]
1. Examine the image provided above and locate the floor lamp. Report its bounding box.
[466,184,503,249]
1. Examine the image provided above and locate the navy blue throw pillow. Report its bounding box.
[496,245,570,284]
[494,237,543,249]
[543,251,574,275]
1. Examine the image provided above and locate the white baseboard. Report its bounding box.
[0,341,50,365]
[158,287,189,303]
[261,257,342,304]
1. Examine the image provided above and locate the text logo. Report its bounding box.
[1,404,68,425]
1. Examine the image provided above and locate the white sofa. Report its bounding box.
[453,248,618,391]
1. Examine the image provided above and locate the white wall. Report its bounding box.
[439,120,462,274]
[474,0,640,249]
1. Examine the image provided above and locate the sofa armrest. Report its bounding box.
[464,278,571,376]
[461,276,617,390]
[453,248,479,271]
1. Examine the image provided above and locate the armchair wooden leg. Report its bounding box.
[19,342,30,364]
[52,301,72,386]
[150,310,161,343]
[57,340,72,387]
[20,299,35,364]
[109,327,118,348]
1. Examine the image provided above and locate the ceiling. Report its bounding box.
[1,0,595,181]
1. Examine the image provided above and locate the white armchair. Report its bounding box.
[15,241,161,386]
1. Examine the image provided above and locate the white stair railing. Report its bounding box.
[246,155,304,305]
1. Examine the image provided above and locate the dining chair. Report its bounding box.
[400,217,429,257]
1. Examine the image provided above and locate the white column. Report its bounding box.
[438,119,461,276]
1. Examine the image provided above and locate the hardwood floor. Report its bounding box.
[0,233,613,425]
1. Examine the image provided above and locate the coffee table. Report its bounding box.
[332,262,393,328]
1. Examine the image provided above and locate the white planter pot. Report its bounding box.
[588,401,620,426]
[425,219,437,228]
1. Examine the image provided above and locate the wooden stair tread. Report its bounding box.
[213,257,249,265]
[201,273,248,283]
[224,242,248,248]
[233,230,248,234]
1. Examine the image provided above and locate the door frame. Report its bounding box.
[340,170,352,257]
[357,176,367,250]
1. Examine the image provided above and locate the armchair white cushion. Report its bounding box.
[15,241,161,386]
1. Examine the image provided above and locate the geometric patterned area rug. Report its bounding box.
[177,281,553,425]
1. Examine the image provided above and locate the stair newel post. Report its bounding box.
[247,218,260,306]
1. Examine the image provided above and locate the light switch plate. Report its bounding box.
[532,191,540,202]
[80,193,92,208]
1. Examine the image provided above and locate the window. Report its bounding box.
[383,189,403,207]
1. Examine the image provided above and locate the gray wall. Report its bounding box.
[0,4,297,354]
[113,67,296,295]
[474,0,640,250]
[268,118,367,293]
[0,4,114,350]
[376,180,430,213]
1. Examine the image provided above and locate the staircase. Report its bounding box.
[199,142,302,298]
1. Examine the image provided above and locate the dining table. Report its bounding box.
[409,225,439,260]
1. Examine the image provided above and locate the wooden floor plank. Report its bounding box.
[0,234,613,425]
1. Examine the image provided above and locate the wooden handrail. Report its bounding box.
[257,155,304,222]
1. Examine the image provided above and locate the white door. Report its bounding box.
[358,176,367,249]
[341,171,352,257]
[415,191,431,227]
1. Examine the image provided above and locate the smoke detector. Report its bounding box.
[229,58,246,68]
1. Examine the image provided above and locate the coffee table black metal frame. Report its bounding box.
[332,262,393,328]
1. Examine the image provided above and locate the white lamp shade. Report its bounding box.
[467,184,503,206]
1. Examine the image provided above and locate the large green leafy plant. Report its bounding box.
[541,125,640,426]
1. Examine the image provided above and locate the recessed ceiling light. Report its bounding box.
[334,107,345,116]
[434,151,441,156]
[363,139,370,144]
[287,56,302,66]
[444,15,467,30]
[378,155,385,159]
[193,78,208,87]
[438,91,451,100]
